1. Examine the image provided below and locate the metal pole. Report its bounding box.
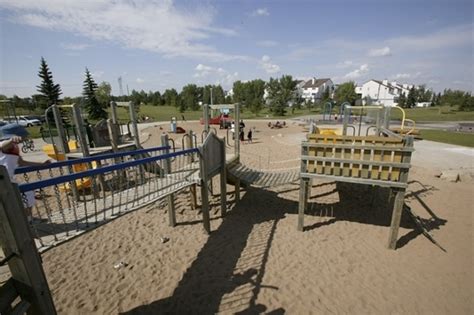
[204,104,209,133]
[234,103,240,161]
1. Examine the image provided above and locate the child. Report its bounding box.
[247,129,253,143]
[0,124,49,223]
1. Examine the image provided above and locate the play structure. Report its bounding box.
[40,102,140,193]
[0,129,228,313]
[299,105,415,249]
[200,104,233,129]
[201,103,300,193]
[0,101,418,312]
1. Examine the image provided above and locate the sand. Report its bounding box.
[34,120,474,314]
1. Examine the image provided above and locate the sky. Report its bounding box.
[0,0,472,97]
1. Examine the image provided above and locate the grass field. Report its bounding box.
[420,129,474,147]
[390,106,474,122]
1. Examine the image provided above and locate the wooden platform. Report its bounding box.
[298,134,414,249]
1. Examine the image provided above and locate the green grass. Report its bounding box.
[420,129,474,147]
[391,106,474,122]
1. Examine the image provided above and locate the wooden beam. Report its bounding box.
[0,167,56,314]
[388,188,405,249]
[297,178,309,231]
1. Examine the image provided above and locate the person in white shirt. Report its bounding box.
[1,125,50,223]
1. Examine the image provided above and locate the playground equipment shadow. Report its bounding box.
[122,179,444,314]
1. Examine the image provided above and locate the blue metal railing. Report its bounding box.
[15,145,171,175]
[18,148,199,193]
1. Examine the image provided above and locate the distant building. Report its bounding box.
[356,79,414,107]
[301,78,334,103]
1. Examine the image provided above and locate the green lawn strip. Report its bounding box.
[390,107,474,122]
[420,129,474,148]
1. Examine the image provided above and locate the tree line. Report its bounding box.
[1,58,473,120]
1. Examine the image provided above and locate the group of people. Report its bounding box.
[231,120,252,143]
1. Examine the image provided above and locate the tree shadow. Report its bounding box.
[122,188,289,314]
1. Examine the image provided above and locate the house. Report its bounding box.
[301,78,334,103]
[356,79,414,107]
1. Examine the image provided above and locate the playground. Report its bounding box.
[1,106,473,314]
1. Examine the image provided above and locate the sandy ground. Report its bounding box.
[8,120,474,314]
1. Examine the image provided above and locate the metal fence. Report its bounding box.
[15,145,200,250]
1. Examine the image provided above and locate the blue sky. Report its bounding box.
[0,0,472,97]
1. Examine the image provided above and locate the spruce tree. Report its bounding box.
[36,57,62,108]
[83,68,107,120]
[406,87,417,108]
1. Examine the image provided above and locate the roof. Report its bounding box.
[371,79,403,91]
[302,78,332,89]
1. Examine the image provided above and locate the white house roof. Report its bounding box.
[302,78,332,89]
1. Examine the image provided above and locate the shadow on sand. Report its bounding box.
[122,179,446,314]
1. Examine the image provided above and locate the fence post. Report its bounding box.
[161,134,176,227]
[0,166,56,314]
[219,138,227,217]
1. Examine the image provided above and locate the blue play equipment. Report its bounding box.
[321,101,334,121]
[339,102,351,123]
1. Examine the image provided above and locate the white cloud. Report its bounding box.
[251,8,269,16]
[1,0,244,61]
[260,55,280,74]
[344,64,369,79]
[336,60,354,68]
[256,40,278,47]
[393,73,411,79]
[91,70,104,78]
[388,23,472,51]
[368,46,391,57]
[60,43,90,50]
[136,78,145,83]
[194,64,238,87]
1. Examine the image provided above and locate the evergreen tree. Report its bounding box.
[406,87,417,108]
[82,68,107,120]
[397,93,406,108]
[36,57,62,108]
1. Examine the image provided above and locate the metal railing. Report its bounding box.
[16,146,200,250]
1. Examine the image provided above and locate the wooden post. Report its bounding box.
[52,105,80,201]
[161,134,176,227]
[0,167,56,314]
[71,103,89,156]
[297,178,309,231]
[129,101,140,149]
[199,158,211,233]
[387,188,404,249]
[219,138,227,217]
[387,136,413,249]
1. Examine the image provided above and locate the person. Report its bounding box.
[239,129,244,142]
[247,128,253,143]
[0,124,50,223]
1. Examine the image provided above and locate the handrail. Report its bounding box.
[404,119,416,135]
[392,106,406,131]
[18,148,199,193]
[15,145,171,174]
